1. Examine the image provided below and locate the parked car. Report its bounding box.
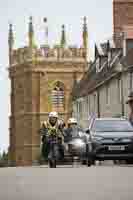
[87,118,133,164]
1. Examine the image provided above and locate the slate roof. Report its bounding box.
[72,41,133,100]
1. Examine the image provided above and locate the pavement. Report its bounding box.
[0,163,133,200]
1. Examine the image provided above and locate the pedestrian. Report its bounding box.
[126,91,133,125]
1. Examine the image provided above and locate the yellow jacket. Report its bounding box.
[42,120,63,138]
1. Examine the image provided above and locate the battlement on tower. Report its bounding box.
[8,16,88,66]
[11,45,86,66]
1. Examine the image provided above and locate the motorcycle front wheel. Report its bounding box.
[48,159,56,168]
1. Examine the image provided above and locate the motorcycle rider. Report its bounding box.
[67,118,78,129]
[64,118,86,142]
[63,118,90,165]
[40,111,65,160]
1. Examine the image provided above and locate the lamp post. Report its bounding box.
[115,63,124,117]
[121,75,124,116]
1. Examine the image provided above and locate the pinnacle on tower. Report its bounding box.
[28,16,35,48]
[8,23,14,51]
[60,24,66,48]
[43,17,49,45]
[8,23,14,65]
[82,16,88,50]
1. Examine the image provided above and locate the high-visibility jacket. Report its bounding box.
[42,120,63,138]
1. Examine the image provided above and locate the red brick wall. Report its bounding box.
[113,0,133,36]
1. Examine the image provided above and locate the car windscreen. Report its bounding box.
[92,120,133,132]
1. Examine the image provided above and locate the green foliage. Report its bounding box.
[0,151,9,167]
[1,151,8,161]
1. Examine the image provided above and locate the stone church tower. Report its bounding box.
[113,0,133,46]
[8,17,88,166]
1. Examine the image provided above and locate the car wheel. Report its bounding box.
[91,159,96,165]
[126,159,133,164]
[87,160,91,167]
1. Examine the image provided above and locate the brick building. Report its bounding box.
[113,0,133,47]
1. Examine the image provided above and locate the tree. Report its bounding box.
[0,151,9,167]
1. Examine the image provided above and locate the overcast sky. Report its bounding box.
[0,0,113,152]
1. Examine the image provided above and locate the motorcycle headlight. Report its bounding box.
[73,139,85,147]
[78,131,84,137]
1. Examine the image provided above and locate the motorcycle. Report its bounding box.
[64,128,92,167]
[40,127,64,168]
[47,134,64,168]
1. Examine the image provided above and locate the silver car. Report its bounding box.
[87,118,133,163]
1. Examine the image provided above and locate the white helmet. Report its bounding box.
[68,118,77,125]
[49,112,58,118]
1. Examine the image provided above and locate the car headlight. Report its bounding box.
[91,135,103,141]
[121,138,133,143]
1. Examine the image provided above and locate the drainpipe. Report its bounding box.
[97,90,100,118]
[115,63,124,117]
[121,73,125,117]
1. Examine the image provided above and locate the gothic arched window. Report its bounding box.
[51,81,65,112]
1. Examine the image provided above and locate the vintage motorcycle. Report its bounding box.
[40,127,64,168]
[64,128,92,167]
[47,135,61,168]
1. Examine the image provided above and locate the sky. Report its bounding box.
[0,0,113,152]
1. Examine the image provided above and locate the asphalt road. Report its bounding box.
[0,164,133,200]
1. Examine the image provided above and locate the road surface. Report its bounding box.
[0,164,133,200]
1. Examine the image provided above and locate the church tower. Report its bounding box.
[8,17,88,166]
[113,0,133,46]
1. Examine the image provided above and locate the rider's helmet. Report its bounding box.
[48,111,58,125]
[67,118,77,125]
[49,111,58,118]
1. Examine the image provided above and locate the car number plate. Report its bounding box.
[108,146,125,151]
